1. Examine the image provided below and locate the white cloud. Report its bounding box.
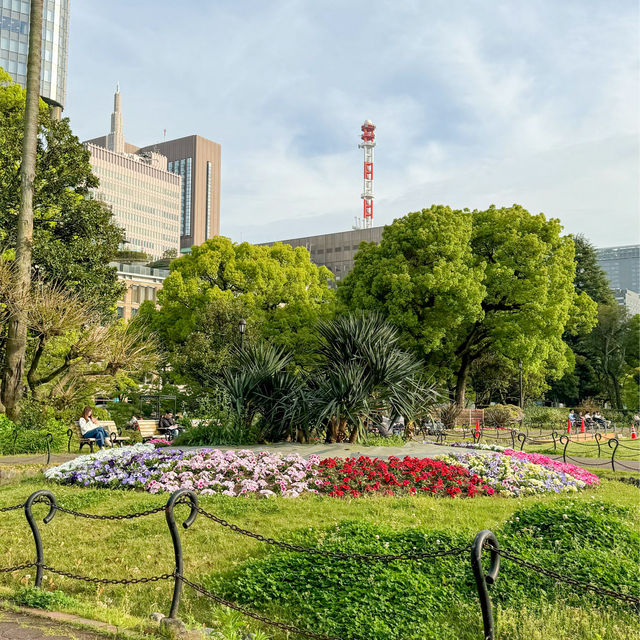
[65,0,639,246]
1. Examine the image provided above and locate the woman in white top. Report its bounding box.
[78,406,111,449]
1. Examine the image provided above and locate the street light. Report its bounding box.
[519,360,524,409]
[238,318,246,349]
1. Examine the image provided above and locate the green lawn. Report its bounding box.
[0,470,638,640]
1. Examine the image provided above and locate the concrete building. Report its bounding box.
[85,88,182,261]
[114,262,169,321]
[0,0,70,114]
[263,226,384,282]
[137,136,221,252]
[612,289,640,317]
[596,245,640,293]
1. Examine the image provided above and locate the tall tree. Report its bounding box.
[2,1,44,418]
[572,234,615,305]
[140,237,335,391]
[581,304,639,410]
[0,69,125,316]
[339,205,598,407]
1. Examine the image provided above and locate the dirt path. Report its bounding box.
[0,608,117,640]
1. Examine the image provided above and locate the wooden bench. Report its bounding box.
[137,419,163,442]
[67,421,130,453]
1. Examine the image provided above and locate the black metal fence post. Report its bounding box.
[471,530,500,640]
[517,432,526,452]
[165,489,198,619]
[551,431,558,453]
[559,435,569,463]
[44,433,52,465]
[594,432,602,458]
[510,429,516,449]
[608,438,619,472]
[24,490,57,587]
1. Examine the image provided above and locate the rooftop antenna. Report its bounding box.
[358,120,376,229]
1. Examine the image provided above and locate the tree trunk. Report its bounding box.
[454,354,472,408]
[336,417,348,442]
[1,0,44,420]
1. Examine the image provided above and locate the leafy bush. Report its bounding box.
[484,404,523,428]
[12,586,77,610]
[105,400,138,429]
[523,405,566,426]
[0,411,68,455]
[438,403,462,429]
[173,415,258,447]
[213,500,638,640]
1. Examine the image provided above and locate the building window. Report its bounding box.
[184,157,192,236]
[205,160,212,239]
[116,306,124,318]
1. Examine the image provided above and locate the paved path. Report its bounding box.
[0,608,117,640]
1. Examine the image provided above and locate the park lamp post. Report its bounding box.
[519,360,524,409]
[238,318,247,349]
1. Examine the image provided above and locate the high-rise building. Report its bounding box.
[596,245,640,293]
[84,88,182,261]
[137,136,221,252]
[0,0,70,114]
[262,226,384,283]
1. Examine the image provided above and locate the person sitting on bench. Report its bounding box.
[158,410,180,440]
[78,406,111,449]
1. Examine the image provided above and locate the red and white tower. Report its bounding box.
[358,120,376,228]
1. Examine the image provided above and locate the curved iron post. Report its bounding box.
[559,435,569,463]
[517,432,526,452]
[110,432,117,447]
[471,530,500,640]
[551,431,558,453]
[66,428,73,453]
[608,438,619,472]
[473,429,480,444]
[165,489,198,619]
[24,490,57,587]
[44,433,53,465]
[594,432,602,458]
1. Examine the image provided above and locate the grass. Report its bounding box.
[0,468,637,639]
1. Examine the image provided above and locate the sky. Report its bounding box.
[65,0,640,246]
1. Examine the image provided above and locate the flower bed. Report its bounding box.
[45,445,596,499]
[434,451,593,497]
[449,443,600,486]
[318,455,493,497]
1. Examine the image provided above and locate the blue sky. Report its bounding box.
[65,0,639,245]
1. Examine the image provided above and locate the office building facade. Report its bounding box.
[0,0,70,112]
[137,136,221,251]
[85,88,181,261]
[596,245,640,294]
[263,226,384,282]
[114,262,169,321]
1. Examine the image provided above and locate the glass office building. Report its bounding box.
[596,245,640,294]
[0,0,70,111]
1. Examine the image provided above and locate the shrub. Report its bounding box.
[213,500,639,640]
[484,404,523,428]
[523,405,566,426]
[0,412,68,455]
[438,403,462,429]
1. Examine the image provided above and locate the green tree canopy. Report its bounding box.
[0,67,125,315]
[339,204,598,406]
[140,236,335,391]
[572,234,615,305]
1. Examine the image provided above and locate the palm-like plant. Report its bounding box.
[219,342,303,442]
[309,312,434,443]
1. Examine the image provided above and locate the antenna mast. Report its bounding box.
[358,120,376,228]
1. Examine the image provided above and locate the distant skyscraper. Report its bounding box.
[84,87,182,261]
[596,245,640,294]
[137,136,222,251]
[0,0,70,114]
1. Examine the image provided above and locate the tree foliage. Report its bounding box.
[0,67,125,315]
[339,205,598,406]
[141,236,336,391]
